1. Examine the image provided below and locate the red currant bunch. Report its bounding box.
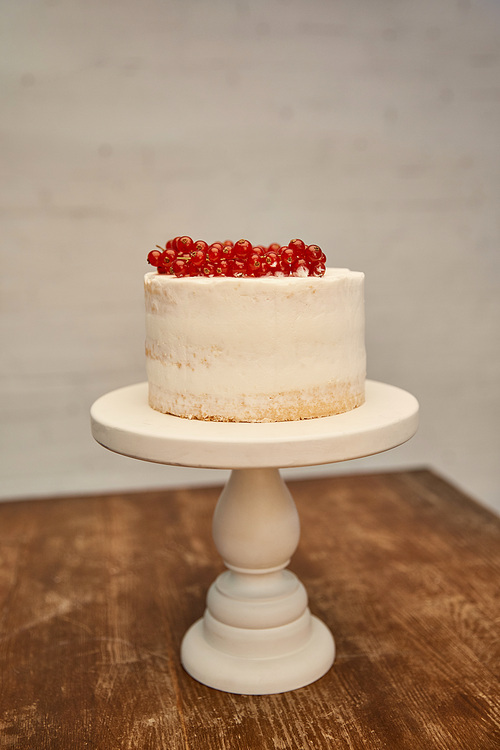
[147,237,327,278]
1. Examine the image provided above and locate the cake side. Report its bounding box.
[147,381,365,422]
[144,269,366,422]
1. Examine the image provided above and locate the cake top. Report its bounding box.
[147,236,327,278]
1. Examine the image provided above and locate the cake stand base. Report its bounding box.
[182,613,334,695]
[179,466,335,694]
[91,380,419,695]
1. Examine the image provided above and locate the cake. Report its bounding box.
[144,237,366,422]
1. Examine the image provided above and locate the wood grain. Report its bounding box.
[0,470,499,749]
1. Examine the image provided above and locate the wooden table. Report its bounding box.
[0,470,499,749]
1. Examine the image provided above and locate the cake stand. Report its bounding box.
[90,380,418,695]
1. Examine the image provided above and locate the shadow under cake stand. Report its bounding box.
[90,380,418,695]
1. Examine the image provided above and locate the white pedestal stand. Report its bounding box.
[91,380,418,695]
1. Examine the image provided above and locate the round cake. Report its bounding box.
[144,268,366,422]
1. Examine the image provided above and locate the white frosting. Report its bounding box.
[144,269,366,422]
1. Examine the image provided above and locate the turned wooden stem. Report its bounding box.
[212,468,300,572]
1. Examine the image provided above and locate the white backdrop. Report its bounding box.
[1,0,499,513]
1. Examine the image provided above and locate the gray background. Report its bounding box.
[1,0,499,513]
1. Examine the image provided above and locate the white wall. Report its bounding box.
[1,0,499,513]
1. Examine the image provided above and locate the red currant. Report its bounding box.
[219,243,231,259]
[232,258,247,276]
[158,248,176,268]
[265,250,279,270]
[226,259,237,276]
[305,244,323,262]
[193,239,208,254]
[189,248,206,268]
[234,239,253,259]
[172,258,189,276]
[288,238,306,254]
[175,236,194,255]
[267,242,281,254]
[207,244,222,263]
[247,253,263,275]
[259,259,271,276]
[310,261,326,277]
[157,264,172,275]
[280,246,295,267]
[201,262,215,277]
[147,249,162,267]
[216,258,232,276]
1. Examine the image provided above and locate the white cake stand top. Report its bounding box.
[90,380,418,470]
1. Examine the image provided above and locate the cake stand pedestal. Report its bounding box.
[91,380,418,695]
